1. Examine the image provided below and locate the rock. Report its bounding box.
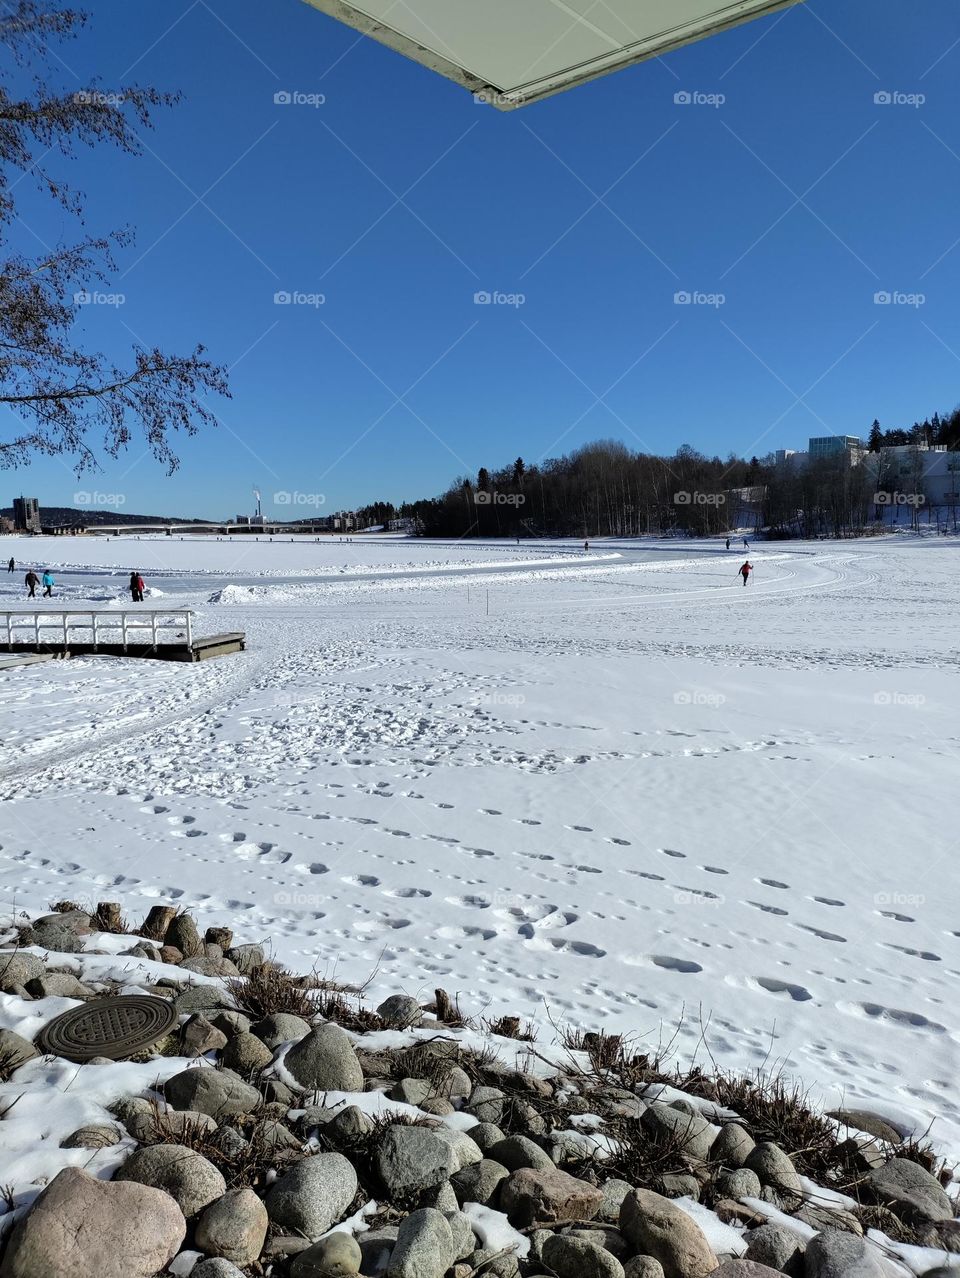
[430,1126,484,1173]
[60,1123,122,1149]
[827,1109,903,1144]
[451,1159,510,1206]
[158,944,184,964]
[126,1107,218,1144]
[195,1187,268,1265]
[0,1167,185,1278]
[501,1167,603,1227]
[563,1227,629,1260]
[711,1123,757,1168]
[0,1028,38,1072]
[712,1263,790,1278]
[599,1179,634,1222]
[205,926,233,949]
[804,1231,885,1278]
[468,1122,506,1153]
[327,1104,375,1142]
[542,1234,626,1278]
[265,1153,358,1238]
[463,1248,519,1278]
[222,1030,273,1074]
[285,1022,364,1091]
[180,1014,229,1057]
[210,1009,252,1037]
[424,1182,459,1214]
[181,955,240,978]
[226,942,265,973]
[745,1143,804,1209]
[211,1126,249,1159]
[421,1098,455,1116]
[619,1188,719,1278]
[115,1143,226,1218]
[716,1169,762,1200]
[794,1203,863,1236]
[261,1119,303,1152]
[360,1227,399,1276]
[658,1173,701,1199]
[744,1223,806,1275]
[865,1157,953,1223]
[466,1085,505,1124]
[376,1125,457,1197]
[24,921,83,952]
[387,1208,454,1278]
[173,984,235,1014]
[392,1077,433,1106]
[0,952,45,992]
[252,1011,312,1048]
[641,1101,716,1160]
[192,1261,246,1278]
[488,1135,554,1172]
[445,1209,476,1260]
[623,1259,666,1278]
[25,973,91,999]
[291,1231,363,1276]
[33,909,91,932]
[377,994,423,1028]
[164,1066,261,1119]
[166,913,202,957]
[141,904,178,940]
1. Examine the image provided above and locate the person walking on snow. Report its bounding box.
[24,569,38,597]
[743,537,750,550]
[129,571,145,602]
[41,569,54,597]
[6,557,13,572]
[725,538,730,550]
[739,561,753,586]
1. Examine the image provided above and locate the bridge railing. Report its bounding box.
[0,608,194,650]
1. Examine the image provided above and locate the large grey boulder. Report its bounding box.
[24,921,84,952]
[291,1231,363,1276]
[451,1159,510,1206]
[0,1166,185,1278]
[488,1135,554,1172]
[376,1126,457,1197]
[599,1179,634,1223]
[221,1030,273,1074]
[195,1187,268,1265]
[285,1022,364,1091]
[265,1153,358,1238]
[164,1066,261,1119]
[0,1028,39,1072]
[192,1261,247,1278]
[641,1101,716,1160]
[804,1231,886,1278]
[226,942,265,973]
[716,1169,762,1200]
[466,1085,505,1124]
[865,1157,953,1223]
[252,1011,311,1048]
[0,951,44,992]
[827,1109,903,1144]
[377,994,422,1028]
[114,1143,226,1218]
[711,1263,789,1278]
[387,1208,454,1278]
[744,1223,806,1275]
[542,1234,625,1278]
[711,1122,757,1167]
[745,1142,804,1209]
[619,1188,719,1278]
[623,1259,666,1278]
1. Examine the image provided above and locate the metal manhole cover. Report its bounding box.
[37,995,178,1062]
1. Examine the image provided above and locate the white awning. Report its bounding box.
[301,0,804,109]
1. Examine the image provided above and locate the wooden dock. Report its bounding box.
[0,609,245,663]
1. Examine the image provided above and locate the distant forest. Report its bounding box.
[357,405,960,540]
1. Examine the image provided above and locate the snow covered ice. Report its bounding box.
[1,531,959,1159]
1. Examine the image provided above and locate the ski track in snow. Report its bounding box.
[2,534,960,1157]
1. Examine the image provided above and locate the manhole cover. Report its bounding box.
[37,995,178,1062]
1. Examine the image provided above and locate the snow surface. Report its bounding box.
[2,533,959,1162]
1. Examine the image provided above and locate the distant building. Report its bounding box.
[775,448,807,467]
[12,495,41,533]
[235,514,251,525]
[809,435,863,462]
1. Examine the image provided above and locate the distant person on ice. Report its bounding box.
[6,557,13,572]
[725,538,730,550]
[41,570,54,597]
[129,571,145,602]
[584,540,589,551]
[739,561,753,586]
[24,569,38,597]
[743,537,750,549]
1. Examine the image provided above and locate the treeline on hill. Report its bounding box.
[353,408,960,540]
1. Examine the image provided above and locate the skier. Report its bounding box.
[129,571,145,602]
[743,537,750,550]
[739,561,753,586]
[725,538,730,550]
[584,540,589,551]
[24,569,39,598]
[40,569,54,597]
[6,557,13,572]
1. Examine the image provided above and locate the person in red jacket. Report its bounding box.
[129,571,145,602]
[739,561,753,586]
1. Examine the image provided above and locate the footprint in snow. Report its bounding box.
[651,954,703,974]
[747,900,789,917]
[813,896,845,907]
[794,923,847,943]
[754,976,813,1002]
[660,848,686,859]
[759,878,790,889]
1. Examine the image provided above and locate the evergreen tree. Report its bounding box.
[867,420,883,451]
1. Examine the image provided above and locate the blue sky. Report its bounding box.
[6,0,960,518]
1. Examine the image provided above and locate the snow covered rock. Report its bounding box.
[619,1188,719,1278]
[0,1166,185,1278]
[115,1143,226,1217]
[194,1187,268,1265]
[864,1156,953,1223]
[164,1065,261,1118]
[285,1022,364,1090]
[501,1166,603,1226]
[265,1152,358,1238]
[290,1231,363,1276]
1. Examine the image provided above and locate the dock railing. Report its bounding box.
[0,607,194,651]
